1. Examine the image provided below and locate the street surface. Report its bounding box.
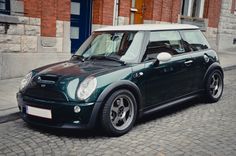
[0,69,236,156]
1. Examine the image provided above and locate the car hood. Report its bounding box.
[34,60,128,79]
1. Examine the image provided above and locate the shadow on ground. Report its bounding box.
[25,97,208,138]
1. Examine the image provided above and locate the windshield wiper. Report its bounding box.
[86,55,126,65]
[71,55,85,62]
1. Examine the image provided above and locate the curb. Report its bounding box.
[223,65,236,71]
[0,112,19,124]
[0,65,236,124]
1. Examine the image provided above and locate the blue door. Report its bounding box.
[70,0,92,53]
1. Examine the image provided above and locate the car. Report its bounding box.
[17,24,224,136]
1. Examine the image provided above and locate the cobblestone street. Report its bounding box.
[0,69,236,156]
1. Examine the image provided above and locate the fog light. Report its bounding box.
[74,105,81,113]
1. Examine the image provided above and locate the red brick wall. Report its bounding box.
[41,0,56,37]
[119,0,131,17]
[92,0,114,25]
[24,0,70,37]
[144,0,154,20]
[207,0,221,28]
[143,0,180,23]
[161,0,172,22]
[203,0,210,18]
[93,0,103,24]
[102,0,114,25]
[171,0,181,23]
[57,0,70,21]
[24,0,41,18]
[153,0,162,21]
[231,0,236,13]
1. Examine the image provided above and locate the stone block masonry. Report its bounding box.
[0,0,71,80]
[218,0,236,51]
[0,15,70,54]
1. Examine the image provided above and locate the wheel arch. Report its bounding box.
[96,80,144,118]
[203,62,224,86]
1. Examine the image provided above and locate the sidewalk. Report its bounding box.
[218,51,236,70]
[0,78,21,123]
[0,51,235,123]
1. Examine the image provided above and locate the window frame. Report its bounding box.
[0,0,10,15]
[181,0,205,18]
[179,29,210,52]
[142,30,188,62]
[141,29,210,62]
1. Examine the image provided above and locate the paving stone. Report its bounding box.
[0,69,236,155]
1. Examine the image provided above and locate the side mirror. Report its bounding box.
[157,52,172,62]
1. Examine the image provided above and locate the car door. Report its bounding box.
[180,30,211,91]
[143,31,195,108]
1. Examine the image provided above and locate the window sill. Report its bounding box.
[180,15,207,31]
[0,14,23,24]
[180,15,205,21]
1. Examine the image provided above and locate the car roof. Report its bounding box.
[95,24,199,32]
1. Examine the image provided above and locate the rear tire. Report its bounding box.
[101,89,137,137]
[205,69,224,103]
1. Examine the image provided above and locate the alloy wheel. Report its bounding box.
[209,72,223,99]
[110,95,134,131]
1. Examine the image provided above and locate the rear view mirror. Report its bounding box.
[157,52,172,62]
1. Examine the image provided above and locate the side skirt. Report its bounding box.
[142,94,200,116]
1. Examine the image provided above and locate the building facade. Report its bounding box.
[0,0,235,79]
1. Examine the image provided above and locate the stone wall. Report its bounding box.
[0,14,70,80]
[203,27,219,51]
[218,0,236,51]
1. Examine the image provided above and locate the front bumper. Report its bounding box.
[17,93,101,129]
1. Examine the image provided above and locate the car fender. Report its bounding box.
[203,62,224,85]
[89,80,144,127]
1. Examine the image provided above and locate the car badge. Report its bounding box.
[40,84,46,88]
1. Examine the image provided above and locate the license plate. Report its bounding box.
[26,106,52,119]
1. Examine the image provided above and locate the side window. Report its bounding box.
[180,30,210,52]
[143,31,185,61]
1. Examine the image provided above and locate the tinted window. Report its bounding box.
[75,31,145,63]
[143,31,185,61]
[180,30,210,52]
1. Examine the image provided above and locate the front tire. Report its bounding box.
[205,69,224,103]
[101,89,137,136]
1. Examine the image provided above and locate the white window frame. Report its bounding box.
[182,0,205,18]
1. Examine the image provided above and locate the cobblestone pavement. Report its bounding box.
[1,69,236,156]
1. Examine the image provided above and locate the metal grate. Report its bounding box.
[25,88,67,102]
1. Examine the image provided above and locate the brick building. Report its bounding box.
[0,0,235,79]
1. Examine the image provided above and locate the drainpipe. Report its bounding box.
[113,0,119,25]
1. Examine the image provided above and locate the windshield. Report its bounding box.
[75,31,144,63]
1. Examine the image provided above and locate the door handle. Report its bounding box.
[184,60,193,66]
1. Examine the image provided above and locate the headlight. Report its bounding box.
[20,72,32,90]
[77,77,97,100]
[67,78,80,99]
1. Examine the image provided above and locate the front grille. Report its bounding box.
[25,88,67,102]
[37,75,59,84]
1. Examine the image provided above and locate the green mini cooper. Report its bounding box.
[17,24,224,136]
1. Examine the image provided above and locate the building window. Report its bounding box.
[232,0,236,15]
[181,0,205,18]
[0,0,10,14]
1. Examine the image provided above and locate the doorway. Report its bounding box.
[130,0,144,24]
[70,0,92,53]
